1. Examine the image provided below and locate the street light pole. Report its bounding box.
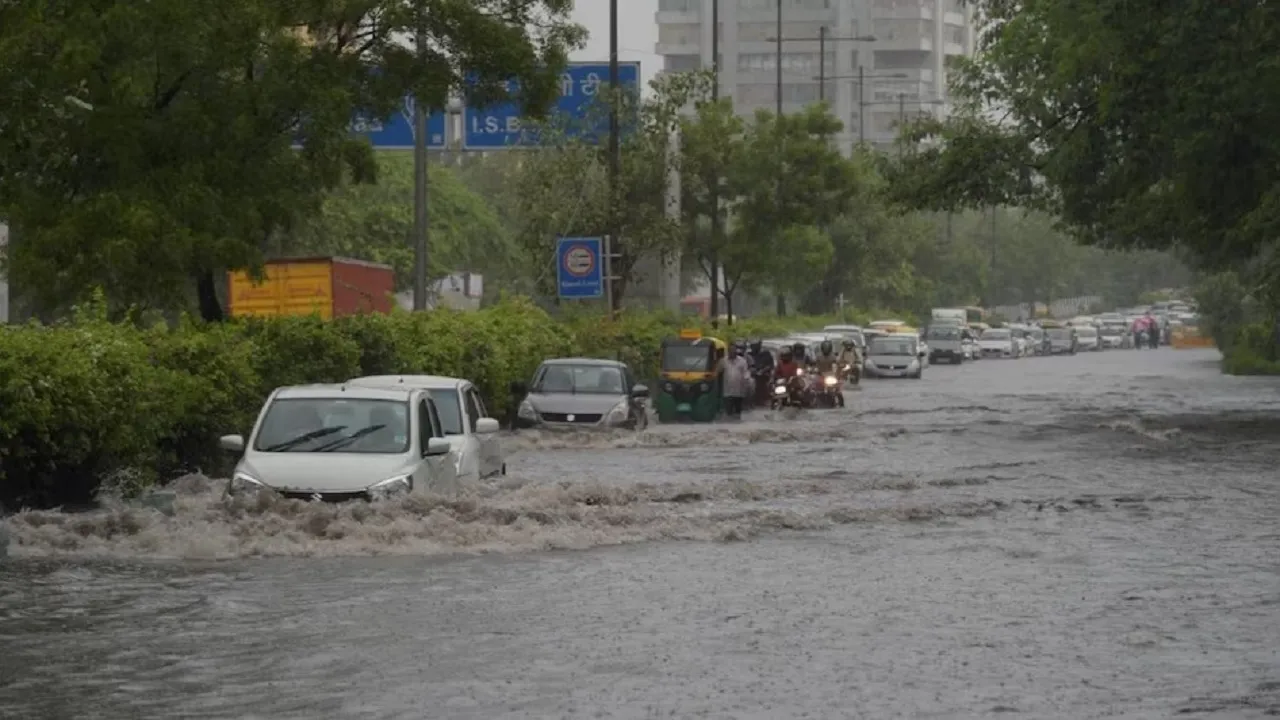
[607,0,620,315]
[709,0,720,321]
[774,0,784,315]
[858,65,865,144]
[412,23,428,311]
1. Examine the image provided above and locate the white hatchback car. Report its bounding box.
[219,384,458,501]
[347,375,506,481]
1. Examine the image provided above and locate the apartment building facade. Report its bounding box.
[655,0,975,153]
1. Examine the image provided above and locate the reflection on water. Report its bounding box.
[2,349,1279,718]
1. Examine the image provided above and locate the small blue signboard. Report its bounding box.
[464,62,641,149]
[556,237,604,299]
[358,96,447,149]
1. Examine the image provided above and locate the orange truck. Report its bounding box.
[227,256,396,319]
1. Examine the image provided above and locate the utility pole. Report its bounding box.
[818,26,826,103]
[607,0,620,315]
[709,0,721,321]
[775,0,785,315]
[412,23,428,310]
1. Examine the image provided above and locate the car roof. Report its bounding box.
[347,375,468,391]
[822,324,863,331]
[539,357,625,367]
[273,384,415,401]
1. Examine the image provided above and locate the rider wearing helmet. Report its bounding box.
[814,339,839,374]
[836,338,859,374]
[791,341,810,368]
[774,347,799,381]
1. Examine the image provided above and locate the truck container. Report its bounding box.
[227,257,395,319]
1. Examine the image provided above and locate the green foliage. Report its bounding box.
[1194,270,1280,375]
[0,301,901,508]
[0,0,584,318]
[887,0,1280,277]
[281,153,518,291]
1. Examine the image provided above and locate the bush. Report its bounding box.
[1222,322,1280,375]
[0,300,909,509]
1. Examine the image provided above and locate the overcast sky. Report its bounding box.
[569,0,661,89]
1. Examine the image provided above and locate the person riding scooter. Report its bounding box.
[749,340,775,407]
[812,339,845,408]
[836,338,860,384]
[772,348,806,408]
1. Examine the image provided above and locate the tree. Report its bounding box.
[0,0,584,319]
[677,95,743,319]
[887,0,1280,280]
[278,153,518,296]
[505,71,705,308]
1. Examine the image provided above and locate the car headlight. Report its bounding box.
[517,399,537,420]
[773,384,787,395]
[606,399,629,422]
[227,472,265,496]
[864,359,876,368]
[663,382,674,392]
[368,475,412,501]
[823,375,838,386]
[699,382,710,392]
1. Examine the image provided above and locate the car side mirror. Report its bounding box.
[630,383,650,399]
[219,434,245,453]
[475,418,500,434]
[509,380,527,396]
[424,437,451,456]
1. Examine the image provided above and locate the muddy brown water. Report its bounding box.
[2,348,1278,718]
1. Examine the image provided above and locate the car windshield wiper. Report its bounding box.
[314,424,386,452]
[262,426,346,452]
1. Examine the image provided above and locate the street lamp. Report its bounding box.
[766,31,877,106]
[815,69,909,144]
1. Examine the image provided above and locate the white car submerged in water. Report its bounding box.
[220,384,458,501]
[347,375,506,481]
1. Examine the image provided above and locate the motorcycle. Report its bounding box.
[770,370,809,410]
[815,371,845,408]
[841,361,860,386]
[1135,328,1153,349]
[751,366,774,408]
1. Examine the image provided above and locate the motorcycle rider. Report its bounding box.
[814,339,839,375]
[772,347,804,407]
[792,341,811,369]
[749,339,775,406]
[836,338,860,381]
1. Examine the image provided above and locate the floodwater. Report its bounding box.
[2,348,1279,718]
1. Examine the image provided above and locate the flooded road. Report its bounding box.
[3,348,1279,718]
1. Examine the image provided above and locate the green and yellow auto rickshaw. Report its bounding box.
[654,330,727,423]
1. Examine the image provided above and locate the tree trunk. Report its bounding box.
[775,294,786,316]
[723,287,734,325]
[196,269,225,322]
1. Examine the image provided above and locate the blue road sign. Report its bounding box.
[357,97,446,149]
[464,62,641,149]
[556,237,604,299]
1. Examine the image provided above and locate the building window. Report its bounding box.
[737,84,775,105]
[659,24,700,45]
[666,54,702,72]
[945,26,964,45]
[660,0,699,11]
[872,18,932,41]
[945,0,964,12]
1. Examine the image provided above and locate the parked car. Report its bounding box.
[1098,322,1129,349]
[863,334,927,379]
[346,375,505,481]
[219,384,457,501]
[1045,327,1077,355]
[977,327,1019,358]
[511,358,649,431]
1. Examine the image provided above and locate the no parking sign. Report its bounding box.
[556,237,604,299]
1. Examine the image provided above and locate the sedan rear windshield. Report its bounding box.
[982,329,1011,340]
[868,337,917,356]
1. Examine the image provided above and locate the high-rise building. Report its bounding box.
[654,0,976,153]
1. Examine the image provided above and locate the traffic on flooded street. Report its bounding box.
[3,345,1278,719]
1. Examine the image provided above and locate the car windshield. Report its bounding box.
[662,344,713,371]
[1100,324,1125,335]
[1048,328,1073,340]
[253,398,410,454]
[869,337,916,355]
[426,389,465,435]
[926,327,961,340]
[535,364,626,395]
[982,329,1011,340]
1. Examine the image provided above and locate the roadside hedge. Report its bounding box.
[0,297,905,509]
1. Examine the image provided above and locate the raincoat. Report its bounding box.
[719,354,750,398]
